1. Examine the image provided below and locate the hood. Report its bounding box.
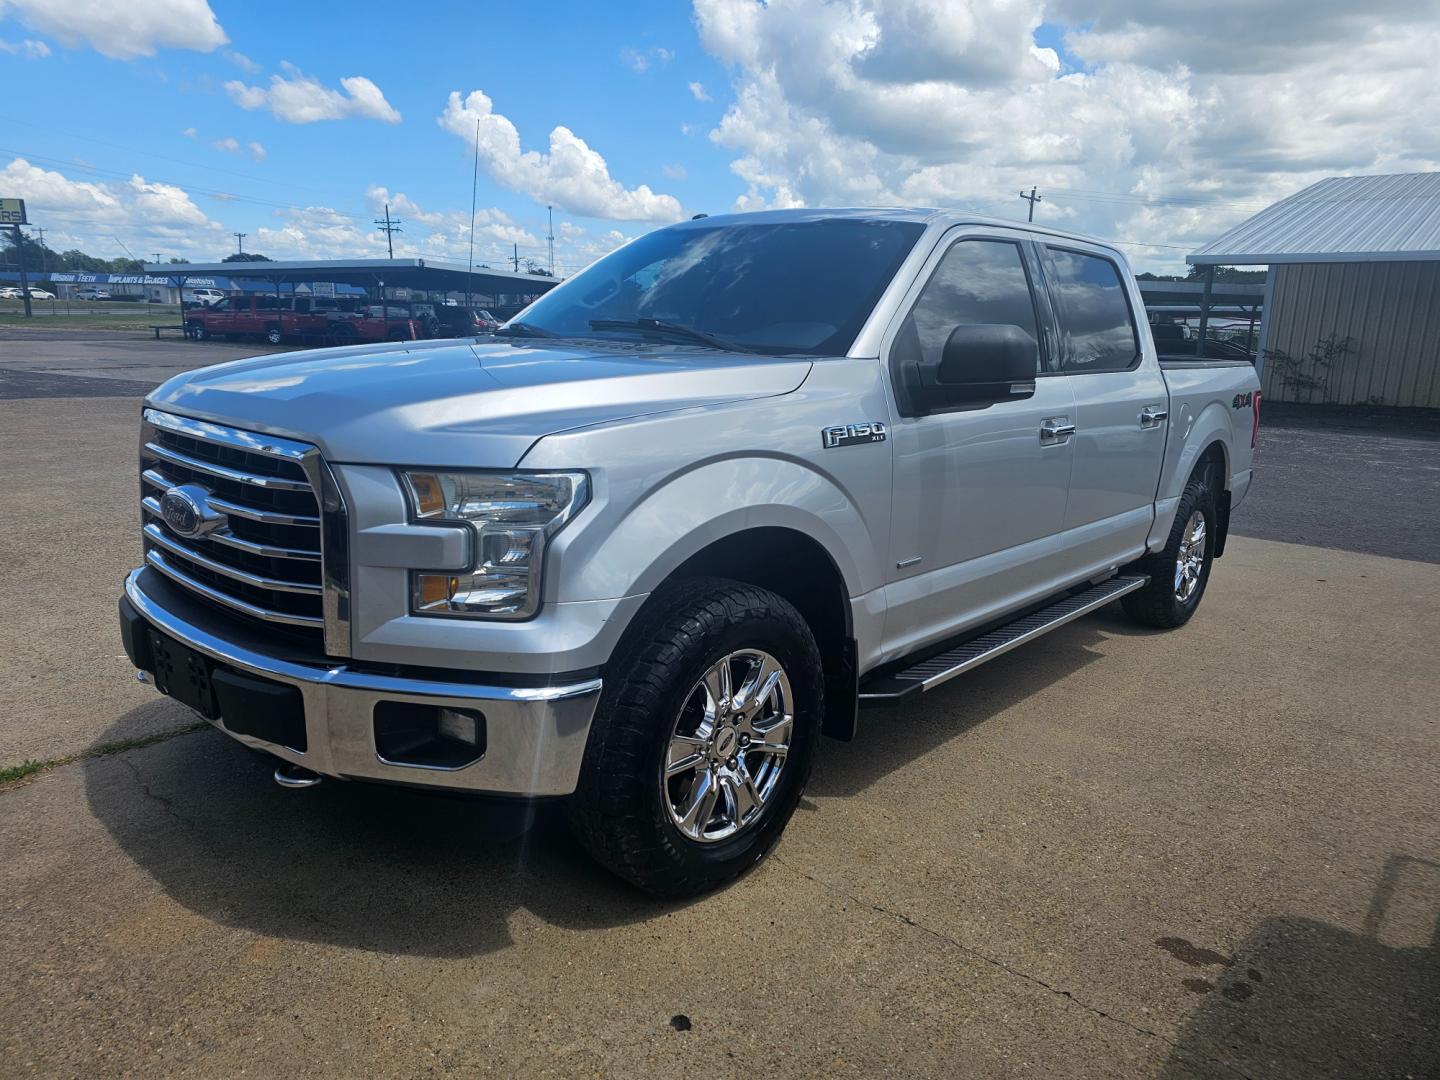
[146,337,813,467]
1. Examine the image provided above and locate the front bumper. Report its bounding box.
[121,569,602,795]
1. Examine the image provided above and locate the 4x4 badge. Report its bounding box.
[821,422,887,449]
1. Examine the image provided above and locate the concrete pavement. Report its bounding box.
[2,332,1438,1077]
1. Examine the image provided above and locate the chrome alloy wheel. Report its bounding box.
[662,649,794,844]
[1174,510,1207,602]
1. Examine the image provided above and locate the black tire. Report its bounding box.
[186,321,206,341]
[1121,468,1217,628]
[265,325,283,346]
[568,578,822,897]
[328,323,357,347]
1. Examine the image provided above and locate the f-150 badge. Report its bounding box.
[822,421,887,449]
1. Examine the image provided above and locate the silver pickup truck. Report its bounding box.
[118,209,1260,895]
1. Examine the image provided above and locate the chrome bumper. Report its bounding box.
[123,570,602,796]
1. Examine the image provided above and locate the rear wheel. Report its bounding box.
[1121,470,1216,628]
[568,578,822,896]
[265,325,283,346]
[186,321,206,341]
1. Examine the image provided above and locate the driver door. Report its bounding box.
[882,229,1077,662]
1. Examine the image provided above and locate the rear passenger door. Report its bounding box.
[1039,244,1167,564]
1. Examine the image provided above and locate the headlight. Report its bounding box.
[399,469,589,620]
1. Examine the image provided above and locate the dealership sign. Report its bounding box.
[0,198,25,225]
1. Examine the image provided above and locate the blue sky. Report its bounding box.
[2,0,1436,275]
[0,1,749,271]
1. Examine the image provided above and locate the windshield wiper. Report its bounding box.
[494,321,556,338]
[588,317,744,352]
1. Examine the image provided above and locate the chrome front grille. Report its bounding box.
[139,409,350,654]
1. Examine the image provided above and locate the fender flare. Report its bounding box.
[1148,402,1232,552]
[549,455,876,605]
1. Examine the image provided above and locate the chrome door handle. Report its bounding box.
[1039,417,1076,444]
[1140,406,1168,427]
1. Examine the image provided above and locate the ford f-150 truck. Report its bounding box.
[119,209,1260,895]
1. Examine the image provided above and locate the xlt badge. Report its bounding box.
[822,421,887,449]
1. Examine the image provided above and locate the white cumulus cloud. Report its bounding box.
[437,89,684,224]
[0,0,225,59]
[226,66,401,124]
[688,80,711,102]
[212,136,239,154]
[0,156,224,259]
[247,141,266,162]
[693,0,1440,271]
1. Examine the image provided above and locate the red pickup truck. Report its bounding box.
[186,296,421,346]
[185,296,326,345]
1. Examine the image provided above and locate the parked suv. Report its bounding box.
[121,209,1260,895]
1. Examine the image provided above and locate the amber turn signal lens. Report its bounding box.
[416,573,458,608]
[408,472,446,517]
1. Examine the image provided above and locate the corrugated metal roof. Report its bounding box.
[1189,172,1440,265]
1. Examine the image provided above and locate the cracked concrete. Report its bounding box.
[3,536,1437,1078]
[2,333,1438,1077]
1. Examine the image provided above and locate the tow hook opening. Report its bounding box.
[273,762,323,789]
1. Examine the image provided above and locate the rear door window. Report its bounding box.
[1043,248,1140,373]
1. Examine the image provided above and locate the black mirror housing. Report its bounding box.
[904,323,1037,408]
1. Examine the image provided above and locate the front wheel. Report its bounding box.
[265,325,283,346]
[568,579,822,896]
[1121,471,1216,628]
[186,321,206,341]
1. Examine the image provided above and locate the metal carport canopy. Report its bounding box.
[1187,172,1440,266]
[140,257,561,295]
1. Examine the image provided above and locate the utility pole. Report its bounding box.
[374,203,402,259]
[1019,186,1042,222]
[233,232,247,256]
[547,204,554,277]
[30,225,47,278]
[512,243,519,273]
[11,225,31,317]
[151,253,162,264]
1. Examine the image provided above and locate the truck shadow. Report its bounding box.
[811,611,1123,799]
[83,719,667,959]
[83,606,1140,958]
[1158,855,1440,1079]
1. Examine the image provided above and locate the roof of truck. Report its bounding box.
[676,206,1129,261]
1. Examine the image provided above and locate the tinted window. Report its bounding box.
[1044,248,1139,373]
[898,239,1040,372]
[517,218,925,356]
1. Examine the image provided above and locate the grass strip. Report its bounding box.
[0,722,209,791]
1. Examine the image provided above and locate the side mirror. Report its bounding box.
[935,324,1038,403]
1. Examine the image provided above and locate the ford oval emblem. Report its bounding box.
[160,484,224,539]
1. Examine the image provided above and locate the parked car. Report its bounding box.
[433,305,498,336]
[75,287,112,301]
[183,288,227,307]
[120,208,1260,896]
[328,310,421,343]
[185,295,329,345]
[0,286,21,299]
[25,288,55,300]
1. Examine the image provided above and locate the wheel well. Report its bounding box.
[1194,441,1232,557]
[668,527,858,741]
[1196,440,1228,490]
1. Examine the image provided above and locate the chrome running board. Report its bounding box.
[858,575,1148,705]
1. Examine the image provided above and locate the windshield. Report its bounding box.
[515,217,924,355]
